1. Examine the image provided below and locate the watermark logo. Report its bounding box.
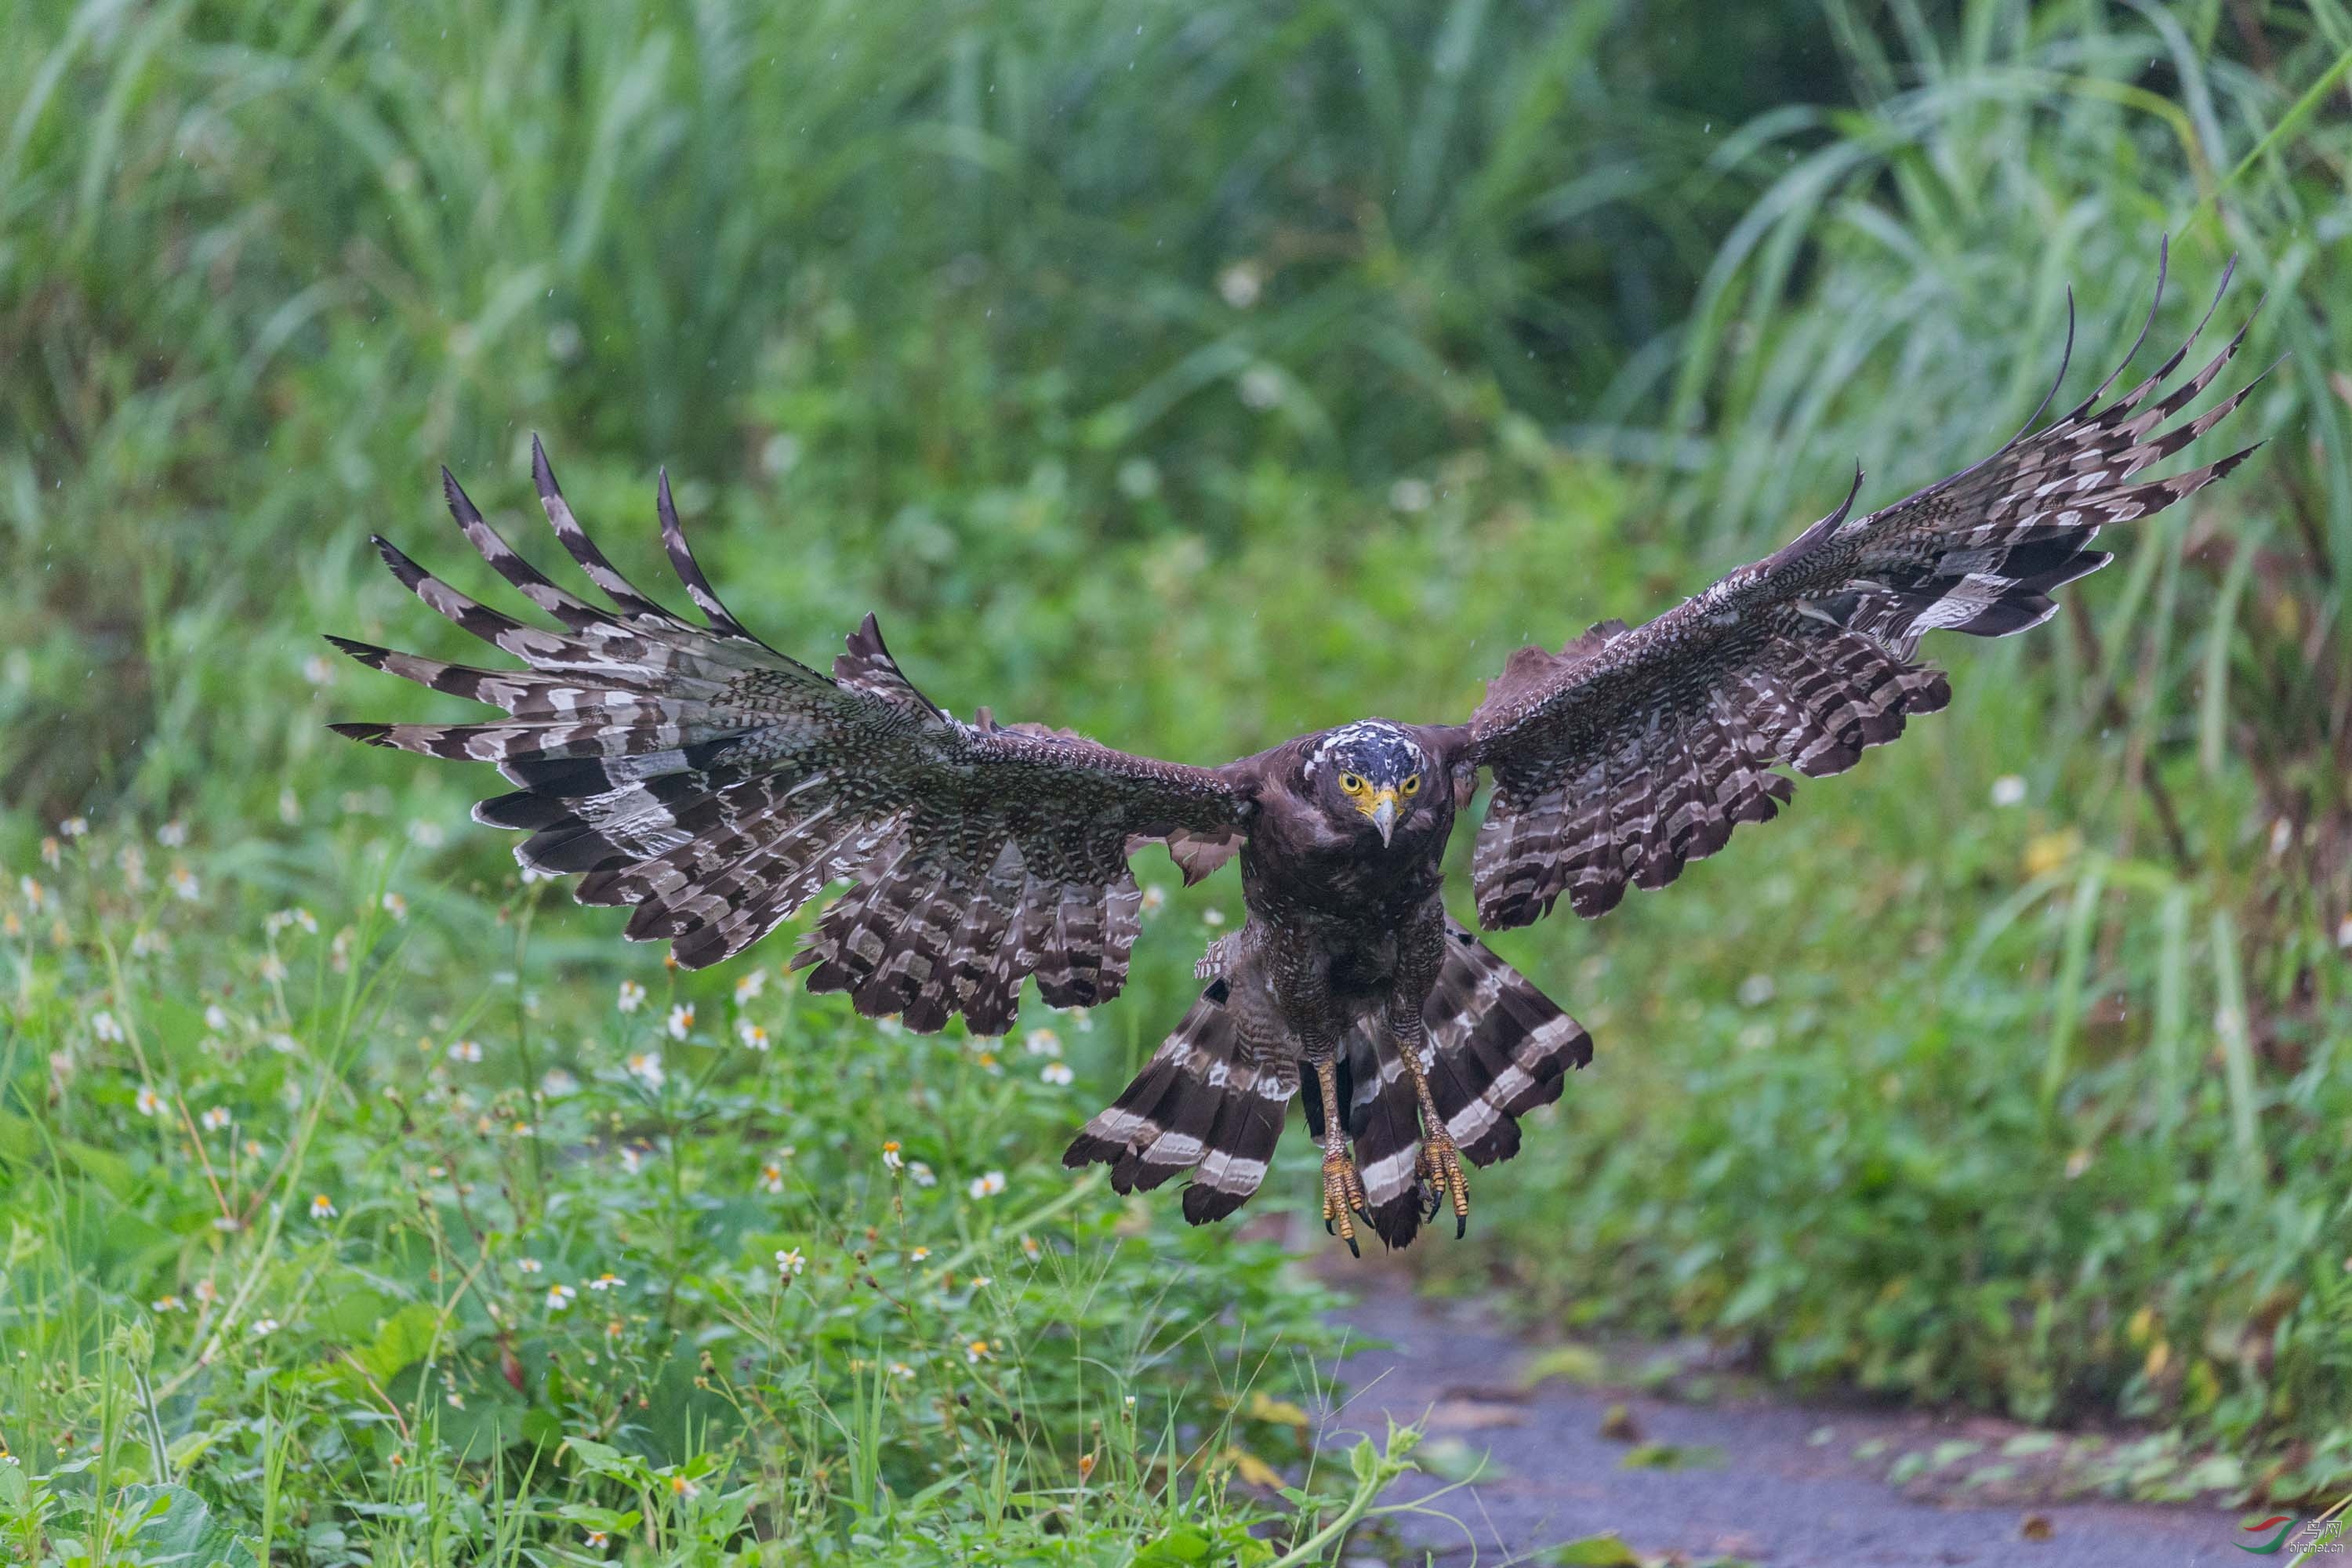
[2238,1516,2297,1555]
[2238,1512,2350,1556]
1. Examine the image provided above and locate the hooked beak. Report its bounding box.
[1363,788,1402,848]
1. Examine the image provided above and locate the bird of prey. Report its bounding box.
[332,252,2262,1252]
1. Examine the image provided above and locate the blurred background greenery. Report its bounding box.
[6,0,2352,1541]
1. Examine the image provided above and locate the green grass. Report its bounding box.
[5,0,2352,1559]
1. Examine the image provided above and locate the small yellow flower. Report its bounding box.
[135,1087,164,1116]
[200,1106,231,1131]
[881,1140,904,1172]
[775,1247,806,1279]
[585,1530,610,1549]
[546,1283,577,1311]
[888,1360,914,1380]
[967,1171,1006,1200]
[734,969,768,1003]
[1040,1062,1074,1086]
[585,1272,626,1292]
[616,979,647,1014]
[666,1004,695,1040]
[667,1474,699,1499]
[738,1021,770,1051]
[309,1194,336,1219]
[909,1246,931,1263]
[758,1162,785,1194]
[964,1338,993,1365]
[152,1294,184,1313]
[517,1258,543,1275]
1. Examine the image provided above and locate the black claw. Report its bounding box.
[1345,1233,1360,1258]
[1455,1214,1468,1240]
[1324,1217,1335,1237]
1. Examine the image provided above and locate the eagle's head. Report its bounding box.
[1303,721,1431,849]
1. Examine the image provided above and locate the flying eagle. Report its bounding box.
[332,253,2262,1252]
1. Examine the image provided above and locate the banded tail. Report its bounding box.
[1065,921,1589,1245]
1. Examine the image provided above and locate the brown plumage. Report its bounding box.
[333,249,2263,1251]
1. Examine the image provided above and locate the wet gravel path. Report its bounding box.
[1320,1276,2241,1566]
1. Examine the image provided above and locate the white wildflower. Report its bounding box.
[909,1161,936,1189]
[666,1004,694,1040]
[1218,261,1262,309]
[616,980,647,1014]
[135,1086,164,1116]
[738,1021,770,1051]
[734,969,767,1003]
[1023,1028,1062,1058]
[92,1011,124,1044]
[546,1283,576,1311]
[1990,775,2027,808]
[967,1171,1006,1200]
[308,1193,336,1219]
[380,891,407,921]
[775,1247,806,1279]
[448,1040,483,1064]
[625,1051,665,1091]
[1040,1062,1073,1086]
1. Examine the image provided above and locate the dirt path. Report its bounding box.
[1320,1276,2241,1566]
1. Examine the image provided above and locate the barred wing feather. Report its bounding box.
[1468,245,2264,930]
[332,438,1247,1035]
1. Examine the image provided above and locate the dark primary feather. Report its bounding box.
[331,437,1249,1035]
[1467,245,2265,930]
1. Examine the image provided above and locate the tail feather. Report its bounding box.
[1062,976,1296,1221]
[1413,924,1592,1246]
[1354,922,1592,1249]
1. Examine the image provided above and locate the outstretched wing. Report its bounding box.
[332,438,1251,1035]
[1466,245,2265,930]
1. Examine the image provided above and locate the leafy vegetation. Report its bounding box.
[4,0,2351,1560]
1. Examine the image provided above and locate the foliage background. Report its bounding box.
[4,0,2351,1559]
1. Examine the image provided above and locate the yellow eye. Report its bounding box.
[1339,773,1366,795]
[1401,775,1421,796]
